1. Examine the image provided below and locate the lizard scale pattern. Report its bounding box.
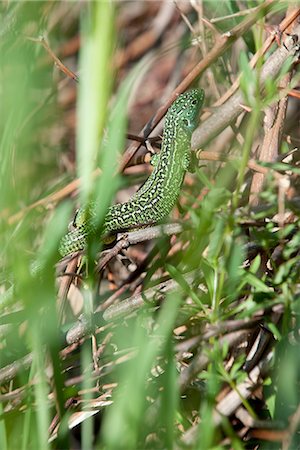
[59,88,204,256]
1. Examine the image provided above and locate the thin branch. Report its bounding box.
[102,270,196,321]
[210,7,300,109]
[192,29,300,151]
[28,35,79,82]
[0,353,33,385]
[250,72,292,207]
[7,169,101,225]
[95,223,183,271]
[198,151,284,179]
[119,0,275,171]
[64,271,196,345]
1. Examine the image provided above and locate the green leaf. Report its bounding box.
[243,272,272,293]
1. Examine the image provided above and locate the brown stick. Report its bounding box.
[210,7,300,109]
[192,28,300,151]
[28,36,79,83]
[198,151,283,179]
[249,5,299,207]
[249,72,292,206]
[119,0,275,171]
[7,169,101,225]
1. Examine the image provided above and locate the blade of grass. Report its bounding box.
[77,1,115,203]
[101,293,182,449]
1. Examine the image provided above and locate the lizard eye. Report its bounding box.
[182,118,189,127]
[191,99,198,105]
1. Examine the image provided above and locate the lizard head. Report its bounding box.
[166,88,205,132]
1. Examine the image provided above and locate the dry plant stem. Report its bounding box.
[202,317,262,340]
[176,318,261,355]
[49,406,114,444]
[251,429,288,444]
[0,353,33,385]
[64,350,137,388]
[0,323,110,385]
[96,223,183,273]
[249,4,299,208]
[122,222,183,245]
[64,314,92,345]
[0,310,278,386]
[192,29,300,151]
[249,72,292,206]
[103,271,196,321]
[96,237,129,273]
[28,36,79,82]
[0,385,28,403]
[7,168,101,225]
[209,5,260,23]
[210,7,300,108]
[57,255,81,323]
[234,406,283,429]
[57,223,182,275]
[198,150,283,180]
[288,88,300,99]
[119,0,274,171]
[68,310,263,356]
[98,283,129,313]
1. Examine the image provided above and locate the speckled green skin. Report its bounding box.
[59,89,204,256]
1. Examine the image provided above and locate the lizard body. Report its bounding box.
[59,88,204,256]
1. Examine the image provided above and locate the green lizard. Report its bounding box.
[59,88,204,256]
